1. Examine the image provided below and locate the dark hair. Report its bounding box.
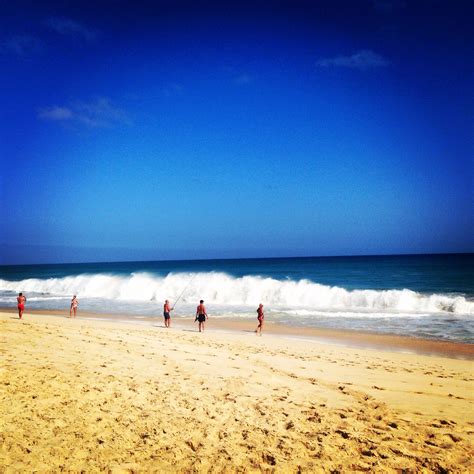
[19,292,23,296]
[200,300,204,303]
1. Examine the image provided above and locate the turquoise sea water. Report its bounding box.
[1,254,473,342]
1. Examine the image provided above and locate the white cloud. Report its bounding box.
[0,35,43,56]
[163,83,183,97]
[44,17,97,42]
[38,98,130,128]
[317,49,391,70]
[234,74,252,85]
[38,106,74,120]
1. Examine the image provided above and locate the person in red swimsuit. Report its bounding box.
[17,292,26,320]
[255,303,264,336]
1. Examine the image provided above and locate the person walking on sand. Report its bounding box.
[70,295,79,318]
[17,292,26,320]
[196,300,207,332]
[255,303,264,336]
[163,299,173,328]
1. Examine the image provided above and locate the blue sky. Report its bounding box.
[1,0,472,264]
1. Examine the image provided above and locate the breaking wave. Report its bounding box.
[0,271,472,315]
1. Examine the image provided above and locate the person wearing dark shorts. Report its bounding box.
[196,300,207,332]
[163,299,173,328]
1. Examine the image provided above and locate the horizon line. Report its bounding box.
[1,251,472,268]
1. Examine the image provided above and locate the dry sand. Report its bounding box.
[1,311,473,472]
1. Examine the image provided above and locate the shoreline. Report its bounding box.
[2,306,473,360]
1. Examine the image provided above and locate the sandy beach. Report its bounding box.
[1,311,473,472]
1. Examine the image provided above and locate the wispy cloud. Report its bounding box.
[223,67,254,86]
[0,35,43,56]
[234,73,253,85]
[163,83,183,97]
[38,106,73,120]
[44,17,98,42]
[317,49,391,70]
[38,98,130,128]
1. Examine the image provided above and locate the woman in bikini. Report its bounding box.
[256,303,264,336]
[70,295,79,318]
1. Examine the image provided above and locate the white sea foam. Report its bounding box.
[0,271,472,316]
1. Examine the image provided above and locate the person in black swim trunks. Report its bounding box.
[163,299,173,328]
[196,299,207,332]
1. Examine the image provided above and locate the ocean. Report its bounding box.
[1,254,473,343]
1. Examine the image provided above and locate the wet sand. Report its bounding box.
[1,310,473,472]
[2,306,473,360]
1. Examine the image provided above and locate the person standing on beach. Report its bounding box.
[70,295,78,318]
[196,300,207,332]
[17,292,26,320]
[163,299,173,328]
[256,303,264,336]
